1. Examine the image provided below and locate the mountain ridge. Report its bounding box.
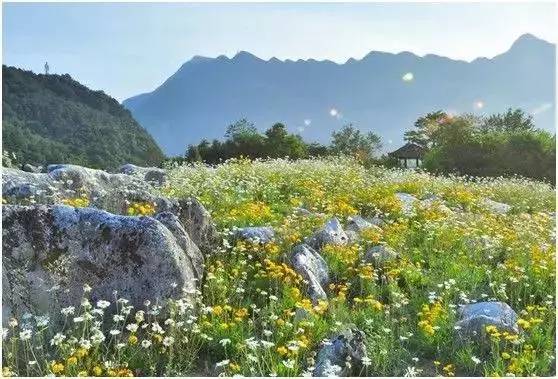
[124,34,556,155]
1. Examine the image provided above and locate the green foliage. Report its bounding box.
[407,109,556,184]
[2,65,165,169]
[186,120,311,163]
[330,124,382,162]
[184,121,381,164]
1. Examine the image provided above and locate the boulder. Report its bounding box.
[313,328,367,377]
[289,244,330,302]
[346,215,383,233]
[22,163,42,173]
[455,301,519,342]
[363,245,398,267]
[307,218,348,250]
[395,192,418,216]
[154,212,204,280]
[482,199,512,215]
[234,226,275,244]
[2,204,202,326]
[2,166,218,254]
[119,163,167,186]
[174,198,219,254]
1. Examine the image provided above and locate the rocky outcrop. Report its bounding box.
[346,215,383,233]
[2,204,201,326]
[119,163,167,186]
[313,328,367,376]
[289,244,330,302]
[234,226,275,244]
[455,301,518,343]
[174,198,218,254]
[307,218,348,250]
[482,199,512,215]
[2,165,218,254]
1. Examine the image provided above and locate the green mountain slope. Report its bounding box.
[2,65,165,169]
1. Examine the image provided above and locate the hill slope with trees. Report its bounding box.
[2,65,165,169]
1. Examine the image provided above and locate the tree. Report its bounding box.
[481,108,534,132]
[330,124,382,162]
[225,119,259,141]
[404,110,448,147]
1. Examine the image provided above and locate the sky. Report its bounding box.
[2,2,556,101]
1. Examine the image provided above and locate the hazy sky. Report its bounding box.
[3,2,556,101]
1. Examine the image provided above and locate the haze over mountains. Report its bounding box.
[124,34,555,156]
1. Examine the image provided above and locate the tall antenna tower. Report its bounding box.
[44,62,49,75]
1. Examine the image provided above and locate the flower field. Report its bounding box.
[2,157,556,377]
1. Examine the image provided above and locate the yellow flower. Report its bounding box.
[277,346,288,356]
[229,362,241,373]
[501,352,511,360]
[75,348,88,358]
[92,366,103,376]
[51,362,65,374]
[128,335,138,345]
[517,318,531,330]
[67,356,78,366]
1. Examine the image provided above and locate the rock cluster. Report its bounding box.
[2,163,217,325]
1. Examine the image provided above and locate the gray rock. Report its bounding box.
[22,163,42,173]
[289,244,330,302]
[363,245,398,267]
[455,301,519,342]
[174,198,218,254]
[2,165,218,254]
[482,198,512,215]
[2,204,201,326]
[346,215,383,233]
[234,226,275,244]
[313,328,367,377]
[119,163,167,186]
[154,212,204,280]
[395,192,418,216]
[307,218,348,250]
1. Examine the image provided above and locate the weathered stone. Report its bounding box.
[289,244,330,302]
[313,328,367,377]
[154,212,204,280]
[363,245,398,267]
[234,226,275,244]
[307,218,348,250]
[346,215,383,233]
[482,199,512,215]
[174,198,218,254]
[395,192,418,216]
[119,163,167,186]
[22,163,42,173]
[2,166,218,254]
[455,301,518,342]
[2,204,201,326]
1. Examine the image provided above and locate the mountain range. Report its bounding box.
[123,34,555,155]
[123,33,556,156]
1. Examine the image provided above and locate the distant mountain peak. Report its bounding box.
[232,51,262,61]
[509,33,553,50]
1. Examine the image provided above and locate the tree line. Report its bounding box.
[405,108,555,184]
[179,119,382,164]
[174,108,555,184]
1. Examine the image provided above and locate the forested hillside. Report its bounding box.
[2,66,165,169]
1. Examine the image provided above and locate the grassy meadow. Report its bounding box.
[2,157,556,377]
